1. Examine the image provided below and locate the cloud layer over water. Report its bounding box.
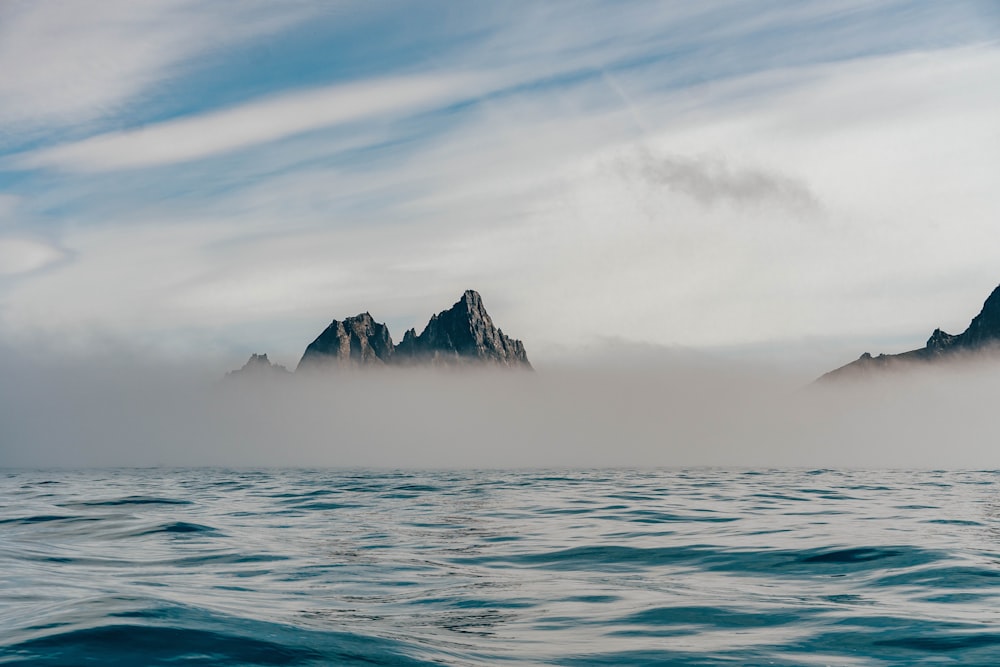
[4,353,999,470]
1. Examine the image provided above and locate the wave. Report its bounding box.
[3,468,999,665]
[455,543,944,578]
[2,602,440,667]
[60,495,194,508]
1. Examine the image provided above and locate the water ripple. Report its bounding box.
[2,468,999,665]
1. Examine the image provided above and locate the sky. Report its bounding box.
[0,1,999,374]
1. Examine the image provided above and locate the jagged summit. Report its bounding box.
[297,312,394,370]
[819,283,1000,381]
[959,284,1000,348]
[289,290,530,371]
[227,353,290,378]
[395,290,531,368]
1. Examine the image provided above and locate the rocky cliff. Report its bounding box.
[395,290,530,368]
[291,290,530,371]
[819,283,1000,381]
[297,312,395,370]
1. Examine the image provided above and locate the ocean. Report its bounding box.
[2,468,998,665]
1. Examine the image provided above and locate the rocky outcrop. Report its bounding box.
[292,290,531,371]
[955,284,1000,348]
[226,353,290,378]
[819,284,1000,381]
[297,312,394,370]
[395,290,531,368]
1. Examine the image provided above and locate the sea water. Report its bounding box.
[2,468,998,665]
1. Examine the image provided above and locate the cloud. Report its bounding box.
[0,238,65,276]
[3,352,1000,469]
[624,148,821,212]
[0,1,322,137]
[2,45,999,365]
[13,74,485,172]
[1,0,998,369]
[0,194,19,222]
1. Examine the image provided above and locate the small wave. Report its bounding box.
[132,521,221,537]
[2,622,436,666]
[62,495,194,508]
[458,543,943,577]
[799,547,902,564]
[291,502,357,511]
[876,564,1000,589]
[0,514,93,526]
[626,509,738,523]
[617,605,805,630]
[874,633,1000,652]
[393,484,441,492]
[1,602,441,667]
[4,624,321,666]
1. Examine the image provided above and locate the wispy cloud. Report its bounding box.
[0,0,322,140]
[3,44,999,362]
[0,3,998,364]
[0,237,65,276]
[13,74,484,172]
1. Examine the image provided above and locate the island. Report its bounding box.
[231,290,531,375]
[819,283,1000,381]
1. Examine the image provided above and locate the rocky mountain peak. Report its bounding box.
[286,290,530,372]
[394,290,531,368]
[820,282,1000,381]
[232,290,531,377]
[297,312,394,370]
[457,289,483,310]
[959,284,1000,347]
[925,328,958,354]
[227,353,290,378]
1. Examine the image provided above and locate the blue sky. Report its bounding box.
[0,1,998,369]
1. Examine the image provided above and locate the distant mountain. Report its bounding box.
[395,290,530,368]
[230,290,531,376]
[819,283,1000,381]
[226,353,290,378]
[297,312,395,370]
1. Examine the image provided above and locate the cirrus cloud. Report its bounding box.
[0,238,65,276]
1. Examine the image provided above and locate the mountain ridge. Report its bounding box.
[819,283,1000,381]
[233,290,531,376]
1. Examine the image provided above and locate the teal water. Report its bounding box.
[2,468,999,665]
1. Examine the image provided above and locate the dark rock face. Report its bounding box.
[297,312,394,370]
[394,290,531,368]
[820,284,1000,381]
[957,284,1000,348]
[292,290,530,372]
[227,353,290,378]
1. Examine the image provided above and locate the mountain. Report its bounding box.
[395,290,531,368]
[819,283,1000,381]
[297,312,394,370]
[291,290,531,371]
[226,353,290,378]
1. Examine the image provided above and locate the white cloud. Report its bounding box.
[0,1,321,135]
[0,238,65,275]
[1,45,998,368]
[493,47,1000,353]
[14,73,485,172]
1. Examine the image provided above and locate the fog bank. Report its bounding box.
[2,353,999,469]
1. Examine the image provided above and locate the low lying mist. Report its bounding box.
[2,351,999,469]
